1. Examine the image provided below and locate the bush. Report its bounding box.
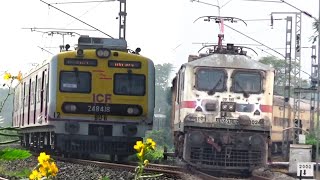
[145,130,173,150]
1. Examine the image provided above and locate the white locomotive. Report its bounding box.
[171,43,274,173]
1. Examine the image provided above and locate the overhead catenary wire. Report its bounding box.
[40,0,114,38]
[280,0,318,20]
[224,23,285,58]
[237,0,283,3]
[50,0,115,5]
[37,46,54,55]
[22,27,98,32]
[64,1,104,28]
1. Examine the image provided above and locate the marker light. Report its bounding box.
[76,49,84,56]
[64,104,77,112]
[96,48,111,58]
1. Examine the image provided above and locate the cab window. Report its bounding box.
[114,73,145,96]
[232,71,262,93]
[195,68,226,92]
[60,71,91,93]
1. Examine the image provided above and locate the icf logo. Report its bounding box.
[92,94,111,103]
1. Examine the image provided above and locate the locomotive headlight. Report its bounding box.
[228,104,235,111]
[221,104,228,111]
[96,48,111,58]
[63,104,77,113]
[127,107,134,114]
[127,107,140,115]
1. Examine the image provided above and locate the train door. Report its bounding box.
[30,79,35,124]
[171,77,177,131]
[175,74,180,127]
[43,68,48,122]
[24,80,31,126]
[36,73,42,123]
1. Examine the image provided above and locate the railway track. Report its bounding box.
[0,149,274,180]
[186,165,272,180]
[54,156,183,178]
[54,156,273,180]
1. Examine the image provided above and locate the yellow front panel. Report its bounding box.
[56,49,149,120]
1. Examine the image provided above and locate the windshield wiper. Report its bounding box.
[208,76,223,95]
[235,80,249,98]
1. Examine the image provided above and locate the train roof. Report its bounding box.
[184,53,274,71]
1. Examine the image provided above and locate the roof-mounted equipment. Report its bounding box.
[77,36,127,50]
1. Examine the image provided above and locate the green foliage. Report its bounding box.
[306,133,317,146]
[145,130,173,149]
[0,128,19,144]
[311,20,319,43]
[144,149,164,163]
[128,148,164,163]
[0,87,13,127]
[259,56,310,96]
[101,176,111,180]
[6,168,31,178]
[0,148,31,160]
[155,63,174,114]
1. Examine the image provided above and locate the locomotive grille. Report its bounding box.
[190,147,262,168]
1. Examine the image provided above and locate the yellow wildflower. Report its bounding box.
[16,71,23,81]
[50,162,59,176]
[134,141,144,152]
[144,159,149,166]
[39,165,47,176]
[29,170,42,180]
[146,138,156,150]
[38,152,50,164]
[3,72,11,80]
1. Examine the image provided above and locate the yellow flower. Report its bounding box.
[134,141,144,152]
[39,165,47,176]
[138,148,144,158]
[50,162,59,176]
[29,170,42,180]
[146,138,156,150]
[38,152,50,164]
[144,159,149,166]
[16,71,23,81]
[3,72,11,80]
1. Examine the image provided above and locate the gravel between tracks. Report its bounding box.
[0,155,183,180]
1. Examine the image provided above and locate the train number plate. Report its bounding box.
[216,118,239,125]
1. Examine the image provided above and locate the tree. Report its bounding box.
[0,88,13,127]
[148,63,174,149]
[154,63,174,114]
[311,20,319,43]
[259,56,309,96]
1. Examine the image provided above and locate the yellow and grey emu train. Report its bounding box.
[171,44,274,173]
[12,36,155,158]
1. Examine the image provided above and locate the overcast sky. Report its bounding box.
[0,0,318,80]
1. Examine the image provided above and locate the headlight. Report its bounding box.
[63,104,77,113]
[221,102,236,112]
[127,107,140,115]
[222,104,228,111]
[96,48,111,58]
[228,104,235,111]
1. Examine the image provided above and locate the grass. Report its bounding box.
[0,165,31,179]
